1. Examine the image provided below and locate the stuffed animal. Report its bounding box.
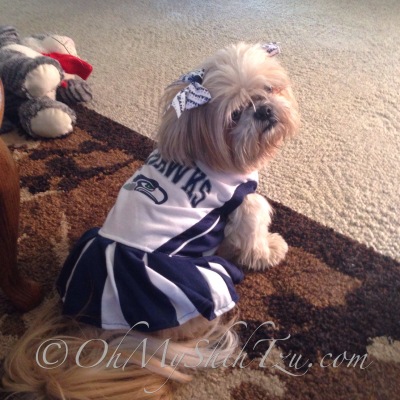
[0,25,93,138]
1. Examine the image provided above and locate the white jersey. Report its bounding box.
[99,150,258,256]
[58,150,258,331]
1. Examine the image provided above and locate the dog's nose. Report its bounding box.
[254,106,274,122]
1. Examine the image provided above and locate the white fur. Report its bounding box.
[219,194,288,270]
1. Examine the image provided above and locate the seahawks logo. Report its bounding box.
[123,174,168,205]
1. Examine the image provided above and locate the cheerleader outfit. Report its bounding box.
[57,150,258,332]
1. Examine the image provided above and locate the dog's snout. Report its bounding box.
[254,106,274,122]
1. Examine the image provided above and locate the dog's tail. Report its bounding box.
[2,297,239,400]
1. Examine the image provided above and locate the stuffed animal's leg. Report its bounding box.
[1,55,63,99]
[0,28,64,99]
[19,97,76,138]
[218,193,288,270]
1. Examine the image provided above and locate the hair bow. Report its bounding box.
[261,42,281,57]
[170,69,212,118]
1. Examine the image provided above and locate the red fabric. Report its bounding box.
[42,53,93,80]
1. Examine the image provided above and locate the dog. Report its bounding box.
[2,42,299,399]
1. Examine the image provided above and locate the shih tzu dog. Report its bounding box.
[3,42,299,400]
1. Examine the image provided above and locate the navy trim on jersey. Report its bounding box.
[156,180,257,256]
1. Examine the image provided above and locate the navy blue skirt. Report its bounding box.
[57,228,244,332]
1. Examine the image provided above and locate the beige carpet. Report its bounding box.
[1,0,399,260]
[0,107,399,400]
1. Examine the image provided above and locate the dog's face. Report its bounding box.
[157,42,300,174]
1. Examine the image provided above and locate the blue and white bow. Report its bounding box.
[171,69,212,118]
[261,42,281,57]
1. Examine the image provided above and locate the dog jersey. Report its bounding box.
[57,150,258,332]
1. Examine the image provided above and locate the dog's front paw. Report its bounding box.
[265,233,288,267]
[242,233,288,271]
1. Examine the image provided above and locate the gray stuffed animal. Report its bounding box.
[0,26,93,138]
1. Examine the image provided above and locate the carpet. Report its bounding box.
[0,107,399,399]
[2,0,400,262]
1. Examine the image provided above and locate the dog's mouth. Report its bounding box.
[253,105,278,133]
[228,101,279,136]
[261,116,278,133]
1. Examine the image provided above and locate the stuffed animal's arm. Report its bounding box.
[56,79,92,105]
[0,26,63,99]
[0,25,19,48]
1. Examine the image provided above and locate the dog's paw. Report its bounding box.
[265,233,288,267]
[241,233,288,271]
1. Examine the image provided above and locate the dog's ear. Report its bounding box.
[157,83,232,171]
[156,82,197,166]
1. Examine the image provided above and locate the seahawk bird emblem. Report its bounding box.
[123,174,168,205]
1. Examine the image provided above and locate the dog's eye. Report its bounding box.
[231,110,242,123]
[264,85,273,93]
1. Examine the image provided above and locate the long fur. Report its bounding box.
[157,42,299,173]
[3,297,239,400]
[218,193,289,270]
[2,42,300,399]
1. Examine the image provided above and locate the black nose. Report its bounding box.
[254,106,274,122]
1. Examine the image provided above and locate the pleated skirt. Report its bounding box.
[57,228,244,332]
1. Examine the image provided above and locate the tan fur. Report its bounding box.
[159,43,299,271]
[2,43,299,399]
[157,42,299,173]
[3,297,239,399]
[218,193,289,270]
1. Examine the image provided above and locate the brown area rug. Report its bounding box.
[1,106,399,400]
